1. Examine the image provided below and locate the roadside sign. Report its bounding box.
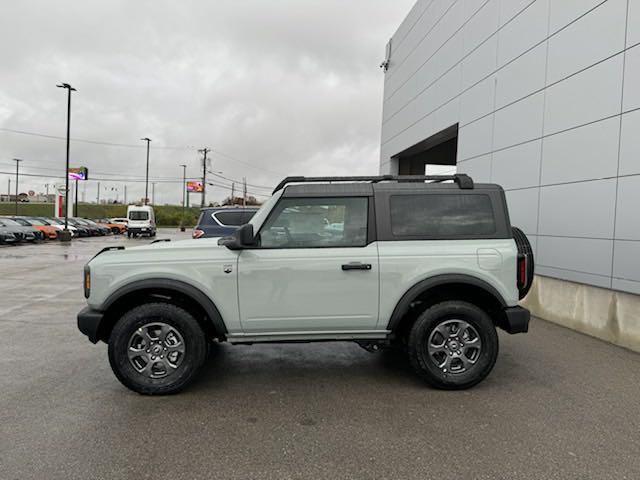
[187,181,204,192]
[68,167,88,180]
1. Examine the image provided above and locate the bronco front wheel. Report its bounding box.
[407,301,498,390]
[108,303,207,395]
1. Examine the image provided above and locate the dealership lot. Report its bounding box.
[1,229,639,480]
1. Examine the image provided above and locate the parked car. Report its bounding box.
[127,205,156,237]
[193,207,258,238]
[41,217,81,237]
[0,217,41,241]
[109,217,128,226]
[69,218,109,236]
[12,217,59,240]
[93,218,127,235]
[0,224,18,245]
[78,174,534,395]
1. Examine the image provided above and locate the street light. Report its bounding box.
[141,137,151,205]
[13,158,22,216]
[57,82,76,240]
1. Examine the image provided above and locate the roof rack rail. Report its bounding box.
[272,174,474,193]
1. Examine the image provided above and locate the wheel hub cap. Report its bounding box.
[127,322,186,379]
[427,319,482,374]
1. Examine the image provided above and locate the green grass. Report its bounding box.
[0,203,201,227]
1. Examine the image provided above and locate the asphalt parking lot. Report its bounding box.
[1,229,639,480]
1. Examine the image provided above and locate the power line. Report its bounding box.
[1,126,287,176]
[0,169,270,198]
[207,170,273,190]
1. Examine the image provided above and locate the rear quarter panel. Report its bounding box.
[377,239,518,329]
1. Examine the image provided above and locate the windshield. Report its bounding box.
[249,191,281,231]
[28,219,45,226]
[2,218,22,226]
[129,211,149,221]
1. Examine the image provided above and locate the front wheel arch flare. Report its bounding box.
[99,279,227,342]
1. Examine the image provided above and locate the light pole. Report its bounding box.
[57,82,76,239]
[13,158,22,215]
[141,137,151,205]
[198,147,210,207]
[180,164,187,231]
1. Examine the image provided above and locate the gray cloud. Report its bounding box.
[0,0,413,204]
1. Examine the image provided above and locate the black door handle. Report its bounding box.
[341,262,372,271]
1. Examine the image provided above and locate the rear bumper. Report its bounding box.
[77,306,105,344]
[500,306,530,334]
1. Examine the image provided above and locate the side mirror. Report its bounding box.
[238,223,255,246]
[221,223,255,250]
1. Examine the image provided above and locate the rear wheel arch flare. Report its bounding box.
[387,274,507,333]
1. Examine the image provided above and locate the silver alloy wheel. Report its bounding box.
[127,322,186,379]
[427,319,482,374]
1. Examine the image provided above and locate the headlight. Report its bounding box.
[83,265,91,298]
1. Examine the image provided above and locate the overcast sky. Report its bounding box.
[0,0,414,205]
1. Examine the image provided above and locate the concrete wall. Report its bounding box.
[523,275,640,353]
[380,0,640,297]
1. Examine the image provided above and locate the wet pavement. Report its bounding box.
[1,229,639,479]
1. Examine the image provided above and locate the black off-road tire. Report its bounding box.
[108,303,208,395]
[408,301,499,390]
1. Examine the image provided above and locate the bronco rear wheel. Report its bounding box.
[108,303,207,395]
[408,301,498,390]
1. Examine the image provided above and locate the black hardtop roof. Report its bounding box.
[278,174,504,197]
[199,206,259,211]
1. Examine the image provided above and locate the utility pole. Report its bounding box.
[242,177,247,207]
[141,137,151,205]
[56,82,75,237]
[124,185,127,204]
[7,178,10,203]
[13,158,22,215]
[180,164,187,231]
[74,178,79,216]
[151,182,156,205]
[97,181,100,204]
[198,147,211,207]
[231,182,235,205]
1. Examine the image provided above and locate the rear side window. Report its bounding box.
[214,211,247,226]
[390,194,496,237]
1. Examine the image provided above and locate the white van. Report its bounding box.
[126,205,156,238]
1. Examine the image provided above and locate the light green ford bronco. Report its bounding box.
[78,174,534,395]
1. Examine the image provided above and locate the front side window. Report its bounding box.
[390,194,496,237]
[259,197,368,248]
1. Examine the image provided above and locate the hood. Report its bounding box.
[89,237,233,267]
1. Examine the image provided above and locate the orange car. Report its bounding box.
[93,218,127,234]
[13,217,59,239]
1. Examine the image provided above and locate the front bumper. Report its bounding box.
[500,306,530,334]
[77,306,105,343]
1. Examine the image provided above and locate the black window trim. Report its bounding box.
[251,195,376,250]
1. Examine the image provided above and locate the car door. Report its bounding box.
[237,196,379,333]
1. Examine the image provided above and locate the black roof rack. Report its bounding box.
[272,174,474,193]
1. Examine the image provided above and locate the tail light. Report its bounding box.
[517,254,528,291]
[193,229,205,239]
[83,265,91,298]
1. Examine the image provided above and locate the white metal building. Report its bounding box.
[380,0,640,349]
